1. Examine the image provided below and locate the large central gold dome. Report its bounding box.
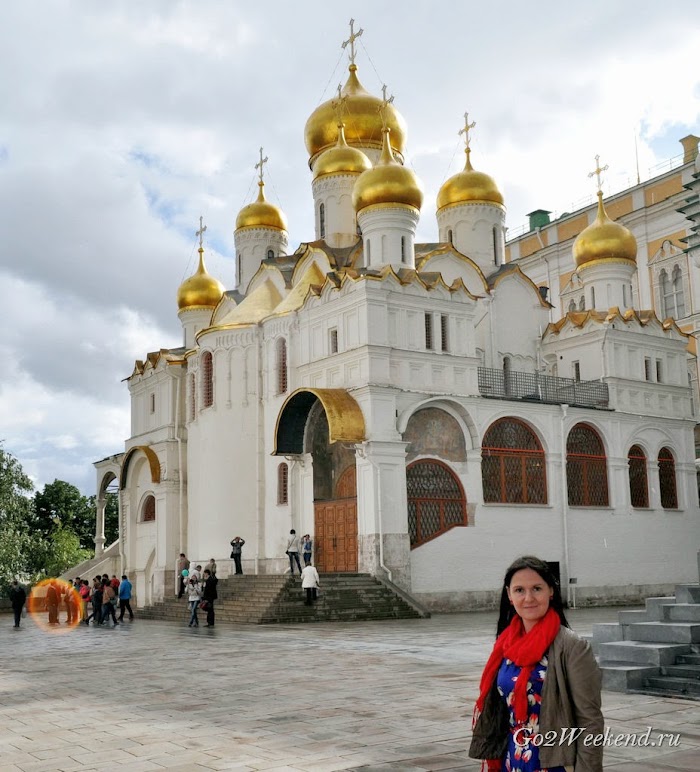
[573,192,637,269]
[305,65,407,164]
[437,149,504,211]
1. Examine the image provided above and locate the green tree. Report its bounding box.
[42,524,91,577]
[0,445,35,590]
[34,479,96,549]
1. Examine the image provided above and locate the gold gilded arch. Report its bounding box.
[273,388,366,455]
[120,445,161,490]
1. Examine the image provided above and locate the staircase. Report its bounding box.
[137,573,428,625]
[594,571,700,699]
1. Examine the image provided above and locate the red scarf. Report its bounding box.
[473,608,561,771]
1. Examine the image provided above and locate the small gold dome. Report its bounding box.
[352,128,423,214]
[437,149,504,211]
[574,192,637,268]
[235,182,288,232]
[304,65,407,163]
[313,124,372,181]
[177,248,225,310]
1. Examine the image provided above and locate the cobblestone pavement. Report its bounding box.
[1,607,699,771]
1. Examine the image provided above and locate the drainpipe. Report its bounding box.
[357,443,391,582]
[559,404,573,607]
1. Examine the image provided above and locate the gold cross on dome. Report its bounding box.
[195,216,207,249]
[332,90,348,124]
[255,147,268,185]
[459,112,476,151]
[341,18,363,66]
[588,154,609,193]
[378,85,394,130]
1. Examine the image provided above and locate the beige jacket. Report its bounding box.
[469,626,604,772]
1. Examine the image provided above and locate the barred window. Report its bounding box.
[277,462,289,505]
[440,315,449,352]
[142,495,156,522]
[276,338,288,395]
[406,460,467,548]
[481,418,547,504]
[319,203,325,239]
[267,248,274,259]
[658,447,678,509]
[188,373,196,422]
[566,423,609,506]
[425,313,433,350]
[201,351,214,408]
[329,328,338,354]
[401,236,406,263]
[628,445,649,508]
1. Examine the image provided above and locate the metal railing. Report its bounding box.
[478,367,609,409]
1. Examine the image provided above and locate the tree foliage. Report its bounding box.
[34,479,96,549]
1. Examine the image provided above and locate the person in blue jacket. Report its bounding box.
[118,574,134,621]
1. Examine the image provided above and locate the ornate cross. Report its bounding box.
[332,89,348,124]
[459,112,476,151]
[255,147,268,185]
[341,18,363,65]
[195,216,207,249]
[588,154,608,193]
[378,85,394,130]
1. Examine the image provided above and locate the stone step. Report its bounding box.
[645,596,676,621]
[627,622,700,644]
[617,610,648,624]
[665,604,700,622]
[599,662,659,692]
[675,584,700,604]
[598,640,691,666]
[677,653,700,665]
[644,676,700,696]
[661,664,700,680]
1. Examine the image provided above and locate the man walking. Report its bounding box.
[118,574,134,621]
[229,537,245,575]
[9,580,26,628]
[177,553,190,598]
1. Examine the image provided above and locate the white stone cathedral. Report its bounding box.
[93,29,700,611]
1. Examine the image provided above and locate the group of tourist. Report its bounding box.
[69,574,134,627]
[177,554,218,627]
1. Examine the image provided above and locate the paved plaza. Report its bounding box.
[1,608,700,772]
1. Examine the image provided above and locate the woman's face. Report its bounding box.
[507,568,553,631]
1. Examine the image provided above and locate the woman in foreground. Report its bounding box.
[469,556,604,772]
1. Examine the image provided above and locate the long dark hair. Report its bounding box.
[496,555,569,636]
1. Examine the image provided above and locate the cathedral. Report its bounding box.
[92,27,700,611]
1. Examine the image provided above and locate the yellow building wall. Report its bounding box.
[557,214,589,243]
[644,174,683,207]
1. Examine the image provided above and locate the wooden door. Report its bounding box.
[314,467,358,573]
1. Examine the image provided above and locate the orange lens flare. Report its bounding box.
[28,578,83,633]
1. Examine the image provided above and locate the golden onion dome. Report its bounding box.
[573,192,637,269]
[313,124,372,181]
[304,65,407,164]
[352,127,423,213]
[235,181,288,232]
[437,148,504,211]
[177,248,225,310]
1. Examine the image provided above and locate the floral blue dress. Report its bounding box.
[496,655,566,772]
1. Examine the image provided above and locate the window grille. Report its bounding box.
[401,236,406,263]
[277,338,288,395]
[573,361,581,382]
[672,265,685,317]
[277,462,289,505]
[628,445,649,508]
[658,447,678,509]
[481,418,547,504]
[150,393,155,414]
[142,495,156,522]
[655,359,663,383]
[590,287,596,308]
[319,203,325,239]
[644,357,652,382]
[566,423,609,506]
[440,315,449,352]
[406,460,467,548]
[201,351,214,408]
[425,313,433,350]
[329,328,338,354]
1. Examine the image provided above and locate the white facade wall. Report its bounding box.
[357,205,419,269]
[437,202,506,273]
[234,227,289,293]
[312,174,361,247]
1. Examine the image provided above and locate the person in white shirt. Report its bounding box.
[300,564,320,605]
[286,529,302,575]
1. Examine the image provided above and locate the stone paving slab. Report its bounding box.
[1,607,698,770]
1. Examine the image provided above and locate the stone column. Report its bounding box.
[608,457,631,514]
[355,440,411,590]
[94,496,106,557]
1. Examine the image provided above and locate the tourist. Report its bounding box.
[87,577,102,625]
[301,534,313,566]
[100,579,119,626]
[118,574,134,621]
[110,575,120,592]
[201,568,218,627]
[9,580,26,628]
[46,581,59,625]
[285,529,302,575]
[229,537,245,575]
[187,571,202,627]
[177,553,190,598]
[469,555,604,771]
[79,579,90,622]
[300,563,320,605]
[205,557,217,577]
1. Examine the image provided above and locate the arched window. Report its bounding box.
[319,203,325,239]
[267,248,275,259]
[628,445,648,508]
[236,253,241,287]
[659,269,670,317]
[578,296,585,311]
[493,226,499,266]
[276,337,288,395]
[568,299,576,313]
[447,229,453,244]
[142,495,156,522]
[188,373,196,422]
[566,423,609,506]
[201,351,213,408]
[277,462,289,505]
[482,418,547,504]
[672,265,686,317]
[406,460,467,547]
[590,286,596,308]
[401,236,406,263]
[658,447,678,509]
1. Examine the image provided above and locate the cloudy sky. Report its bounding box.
[1,1,699,495]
